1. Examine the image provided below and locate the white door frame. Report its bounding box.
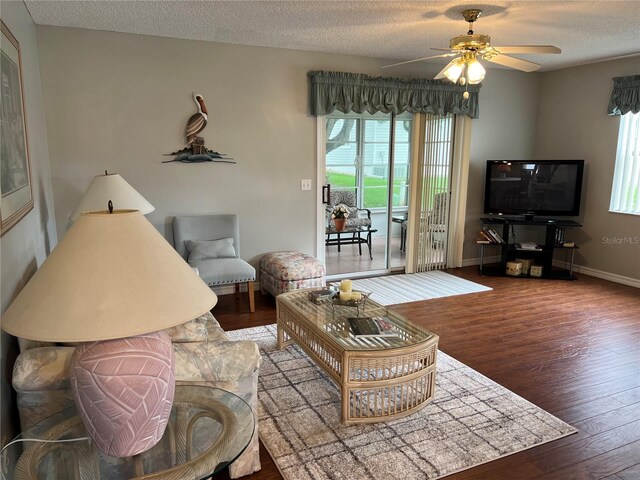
[316,116,327,264]
[315,115,397,280]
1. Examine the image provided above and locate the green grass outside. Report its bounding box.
[327,172,405,208]
[328,171,448,208]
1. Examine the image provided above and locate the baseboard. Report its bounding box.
[211,285,235,296]
[462,257,480,267]
[462,255,500,267]
[553,260,640,288]
[210,282,258,296]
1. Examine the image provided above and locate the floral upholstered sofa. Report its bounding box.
[11,312,262,478]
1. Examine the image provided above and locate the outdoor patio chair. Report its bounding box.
[326,187,372,228]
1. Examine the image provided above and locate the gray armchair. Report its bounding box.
[326,187,372,228]
[173,214,256,313]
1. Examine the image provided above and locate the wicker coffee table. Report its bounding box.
[276,290,439,424]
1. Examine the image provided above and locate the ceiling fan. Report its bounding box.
[383,9,561,92]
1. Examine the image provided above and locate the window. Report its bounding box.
[610,112,640,215]
[325,112,412,210]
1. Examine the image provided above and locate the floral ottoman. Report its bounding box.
[260,251,326,297]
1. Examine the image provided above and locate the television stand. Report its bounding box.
[479,217,582,280]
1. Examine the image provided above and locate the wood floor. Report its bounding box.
[212,267,640,480]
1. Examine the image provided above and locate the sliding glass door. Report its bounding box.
[322,112,412,277]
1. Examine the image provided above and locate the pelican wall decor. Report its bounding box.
[163,93,235,164]
[186,94,208,145]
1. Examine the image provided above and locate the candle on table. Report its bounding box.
[340,279,352,293]
[339,290,352,301]
[350,291,362,301]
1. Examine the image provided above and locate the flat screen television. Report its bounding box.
[484,160,584,217]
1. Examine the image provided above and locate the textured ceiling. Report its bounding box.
[25,1,640,71]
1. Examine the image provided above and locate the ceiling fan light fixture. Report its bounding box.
[466,57,486,84]
[382,8,560,80]
[443,57,465,83]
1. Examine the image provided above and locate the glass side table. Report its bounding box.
[1,386,254,480]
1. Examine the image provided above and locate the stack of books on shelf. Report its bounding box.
[554,227,575,247]
[477,228,505,244]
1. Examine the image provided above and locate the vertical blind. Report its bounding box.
[609,112,640,215]
[410,114,455,272]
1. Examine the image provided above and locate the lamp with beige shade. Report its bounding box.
[70,171,155,222]
[1,209,217,457]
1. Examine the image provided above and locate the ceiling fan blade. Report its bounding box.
[434,57,461,80]
[382,53,457,69]
[487,54,541,72]
[492,45,561,55]
[431,48,453,52]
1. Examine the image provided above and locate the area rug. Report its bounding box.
[228,325,577,480]
[332,271,492,306]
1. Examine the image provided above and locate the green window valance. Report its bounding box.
[608,75,640,115]
[308,70,480,119]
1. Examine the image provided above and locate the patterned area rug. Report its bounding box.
[228,325,577,480]
[335,271,492,306]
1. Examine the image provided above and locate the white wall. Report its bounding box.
[0,0,57,444]
[36,26,414,266]
[534,57,640,280]
[36,26,539,271]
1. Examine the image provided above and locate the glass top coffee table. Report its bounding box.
[2,386,254,480]
[277,290,439,424]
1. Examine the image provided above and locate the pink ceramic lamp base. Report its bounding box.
[70,331,175,457]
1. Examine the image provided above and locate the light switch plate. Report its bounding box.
[301,179,312,190]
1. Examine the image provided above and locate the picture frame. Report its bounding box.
[1,20,33,236]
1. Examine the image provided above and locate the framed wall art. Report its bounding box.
[1,20,33,236]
